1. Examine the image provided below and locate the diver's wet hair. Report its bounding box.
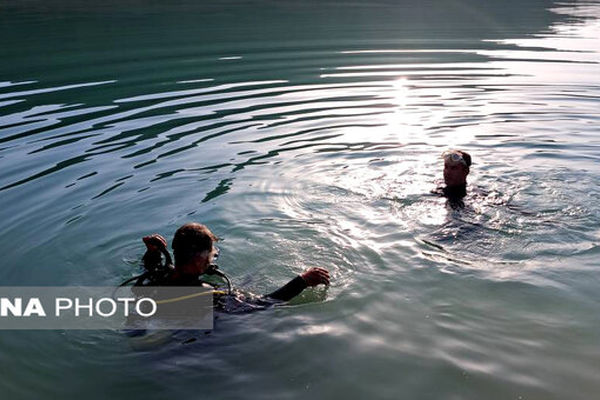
[172,223,218,266]
[459,151,472,168]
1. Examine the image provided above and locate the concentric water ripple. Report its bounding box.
[1,1,600,400]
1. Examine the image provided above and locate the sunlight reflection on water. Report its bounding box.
[0,1,599,399]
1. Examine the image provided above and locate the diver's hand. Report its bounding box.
[301,267,330,287]
[142,234,168,252]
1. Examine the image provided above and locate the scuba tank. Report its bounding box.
[118,235,174,287]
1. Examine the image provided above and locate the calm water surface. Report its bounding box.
[0,1,599,399]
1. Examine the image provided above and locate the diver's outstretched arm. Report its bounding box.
[266,267,330,301]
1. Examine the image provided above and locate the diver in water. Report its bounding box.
[433,149,472,208]
[127,223,330,312]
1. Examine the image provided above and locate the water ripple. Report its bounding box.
[1,1,600,398]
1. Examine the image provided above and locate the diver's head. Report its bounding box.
[172,223,219,275]
[443,150,471,188]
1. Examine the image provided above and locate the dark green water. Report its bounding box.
[1,1,599,399]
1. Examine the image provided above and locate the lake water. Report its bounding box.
[1,1,599,399]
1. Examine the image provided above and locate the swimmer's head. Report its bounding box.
[172,223,219,273]
[443,150,471,187]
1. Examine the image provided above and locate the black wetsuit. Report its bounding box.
[135,252,309,313]
[431,184,467,209]
[441,184,467,200]
[161,272,308,301]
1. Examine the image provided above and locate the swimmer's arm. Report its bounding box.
[266,267,330,301]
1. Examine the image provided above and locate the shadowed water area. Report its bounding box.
[0,1,599,399]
